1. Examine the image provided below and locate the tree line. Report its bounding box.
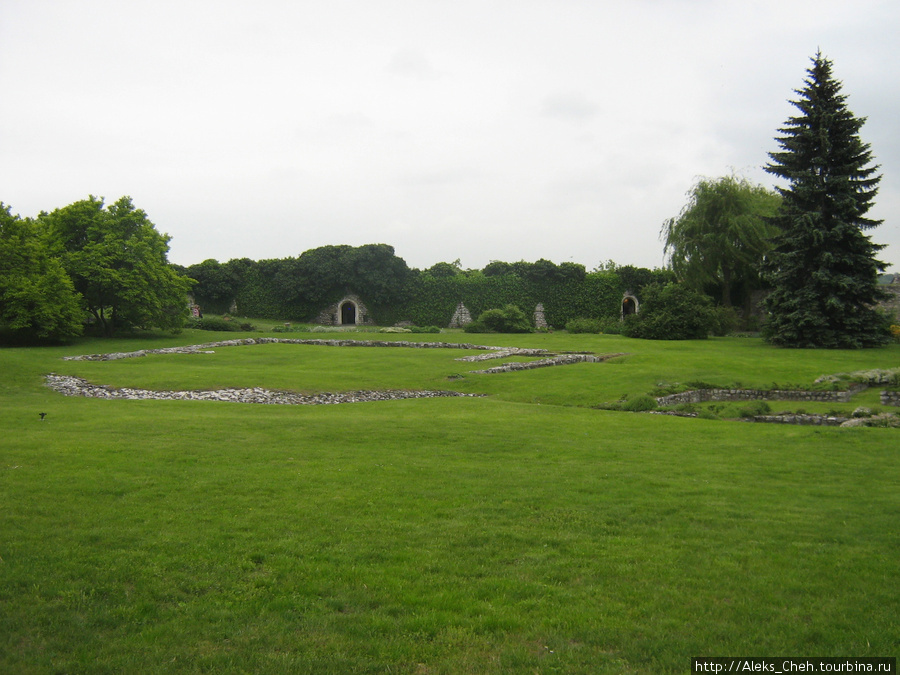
[0,196,192,341]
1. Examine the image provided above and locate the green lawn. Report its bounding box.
[1,329,898,674]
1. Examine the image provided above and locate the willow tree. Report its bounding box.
[763,53,888,348]
[662,174,780,306]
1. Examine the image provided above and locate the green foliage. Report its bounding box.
[566,317,604,334]
[598,316,625,334]
[464,305,532,333]
[189,316,254,332]
[425,261,462,278]
[710,305,740,337]
[193,251,631,330]
[621,394,659,412]
[225,244,411,322]
[185,258,245,314]
[482,260,512,276]
[738,400,772,418]
[623,282,716,340]
[662,174,780,306]
[0,204,83,342]
[763,53,889,348]
[614,264,675,294]
[401,272,529,327]
[40,196,193,335]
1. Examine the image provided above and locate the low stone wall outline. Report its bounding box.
[45,374,483,406]
[656,386,867,407]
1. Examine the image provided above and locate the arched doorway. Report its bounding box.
[340,301,357,325]
[622,296,638,317]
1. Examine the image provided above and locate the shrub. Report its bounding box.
[408,325,441,333]
[623,283,715,340]
[271,324,310,333]
[710,306,739,336]
[891,325,900,343]
[464,305,532,333]
[738,401,771,418]
[565,317,603,334]
[598,317,625,334]
[622,395,659,412]
[191,316,251,332]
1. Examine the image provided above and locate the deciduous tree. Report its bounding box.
[0,203,83,341]
[42,196,193,335]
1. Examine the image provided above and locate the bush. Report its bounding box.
[710,306,739,336]
[192,316,251,332]
[565,317,603,334]
[464,305,532,333]
[598,317,625,334]
[623,283,715,340]
[408,325,441,333]
[738,401,771,418]
[271,324,310,333]
[622,395,659,412]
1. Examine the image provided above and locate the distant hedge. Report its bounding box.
[187,247,652,327]
[388,270,623,328]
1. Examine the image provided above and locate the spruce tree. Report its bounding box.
[763,52,889,348]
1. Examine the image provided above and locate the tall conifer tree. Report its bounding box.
[763,52,889,348]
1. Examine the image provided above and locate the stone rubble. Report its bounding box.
[49,338,624,406]
[61,338,525,362]
[470,353,627,374]
[748,414,849,426]
[656,386,865,407]
[455,348,551,362]
[44,374,482,406]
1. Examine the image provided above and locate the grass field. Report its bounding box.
[1,328,898,673]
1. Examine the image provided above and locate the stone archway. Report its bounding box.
[340,301,357,325]
[622,294,639,317]
[315,294,374,326]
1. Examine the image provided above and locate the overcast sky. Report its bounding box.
[2,0,899,273]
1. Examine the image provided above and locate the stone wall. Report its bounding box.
[448,302,473,328]
[656,386,865,407]
[881,390,900,407]
[534,303,547,329]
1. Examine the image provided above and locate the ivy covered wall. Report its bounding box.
[186,246,664,328]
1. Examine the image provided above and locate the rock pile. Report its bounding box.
[456,348,551,362]
[45,374,482,406]
[656,387,864,407]
[61,338,527,362]
[749,413,849,426]
[471,353,627,374]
